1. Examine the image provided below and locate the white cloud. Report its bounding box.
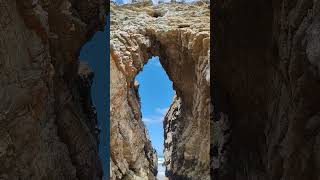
[142,107,169,124]
[156,107,169,115]
[152,0,159,5]
[142,116,163,124]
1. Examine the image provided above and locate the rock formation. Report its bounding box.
[110,1,210,179]
[0,0,105,179]
[213,0,320,179]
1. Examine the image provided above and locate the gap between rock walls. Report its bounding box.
[110,1,210,179]
[134,56,174,180]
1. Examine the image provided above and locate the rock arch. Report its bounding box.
[110,2,210,179]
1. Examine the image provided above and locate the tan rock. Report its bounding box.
[110,1,210,179]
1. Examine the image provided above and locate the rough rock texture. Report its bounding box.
[213,0,320,179]
[110,1,210,179]
[0,0,105,179]
[163,96,181,178]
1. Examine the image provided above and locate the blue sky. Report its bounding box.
[79,18,109,179]
[136,57,174,156]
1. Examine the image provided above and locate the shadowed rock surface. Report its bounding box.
[110,1,210,179]
[0,0,105,179]
[213,0,320,179]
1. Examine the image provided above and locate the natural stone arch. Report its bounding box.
[110,2,210,179]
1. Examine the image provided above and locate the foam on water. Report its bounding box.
[157,157,166,180]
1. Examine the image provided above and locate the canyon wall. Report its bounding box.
[110,1,210,179]
[213,0,320,179]
[0,0,105,179]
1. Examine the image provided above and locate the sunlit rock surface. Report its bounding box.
[110,1,210,179]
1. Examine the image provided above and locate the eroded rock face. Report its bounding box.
[213,0,320,179]
[163,96,181,177]
[110,1,210,179]
[0,0,105,179]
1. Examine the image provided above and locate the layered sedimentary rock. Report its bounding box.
[0,0,105,179]
[213,0,320,179]
[110,1,210,179]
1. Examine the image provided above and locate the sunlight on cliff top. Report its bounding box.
[112,0,208,5]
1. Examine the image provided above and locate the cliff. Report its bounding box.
[213,0,320,179]
[0,0,105,179]
[110,1,210,179]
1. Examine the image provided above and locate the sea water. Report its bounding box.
[157,157,166,180]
